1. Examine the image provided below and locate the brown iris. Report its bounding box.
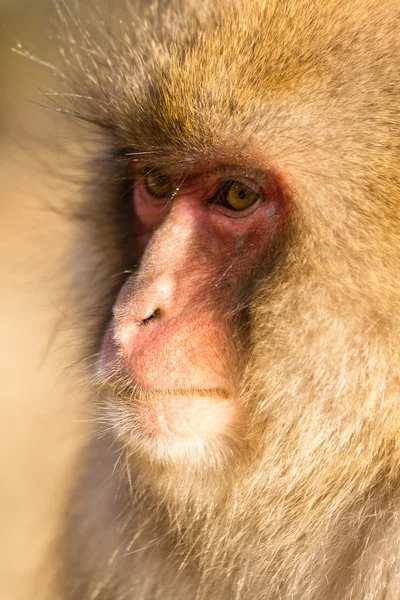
[144,168,175,199]
[219,181,260,211]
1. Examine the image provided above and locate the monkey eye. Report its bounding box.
[143,168,175,199]
[215,180,261,212]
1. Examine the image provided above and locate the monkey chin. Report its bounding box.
[100,381,239,466]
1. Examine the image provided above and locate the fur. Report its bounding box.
[47,0,400,598]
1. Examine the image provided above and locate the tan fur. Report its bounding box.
[50,0,400,598]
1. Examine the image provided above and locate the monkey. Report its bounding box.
[43,0,400,598]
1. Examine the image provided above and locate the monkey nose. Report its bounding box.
[114,274,176,324]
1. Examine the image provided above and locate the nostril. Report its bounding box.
[135,308,161,326]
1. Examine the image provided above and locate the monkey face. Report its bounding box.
[44,1,400,597]
[97,164,288,461]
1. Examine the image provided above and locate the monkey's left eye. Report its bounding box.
[143,168,175,199]
[217,181,260,212]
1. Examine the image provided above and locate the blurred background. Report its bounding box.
[0,1,86,597]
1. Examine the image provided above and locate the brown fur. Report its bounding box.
[48,0,400,598]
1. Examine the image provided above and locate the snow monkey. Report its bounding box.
[49,0,400,598]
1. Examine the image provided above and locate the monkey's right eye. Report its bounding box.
[143,168,175,199]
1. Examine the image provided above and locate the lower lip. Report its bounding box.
[134,390,235,439]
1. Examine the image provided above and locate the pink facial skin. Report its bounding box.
[100,167,287,442]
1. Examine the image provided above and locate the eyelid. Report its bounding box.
[221,177,261,195]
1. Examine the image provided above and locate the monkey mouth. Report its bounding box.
[130,387,230,399]
[102,379,236,441]
[99,375,230,400]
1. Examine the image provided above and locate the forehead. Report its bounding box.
[83,0,388,172]
[118,3,359,144]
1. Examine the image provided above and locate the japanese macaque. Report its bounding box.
[49,0,400,598]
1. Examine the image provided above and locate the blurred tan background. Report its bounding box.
[0,2,85,598]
